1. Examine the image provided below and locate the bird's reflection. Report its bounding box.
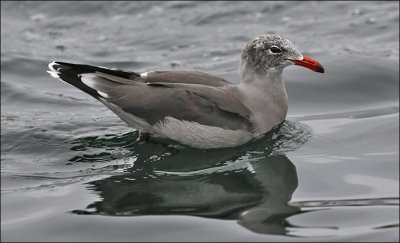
[71,121,311,235]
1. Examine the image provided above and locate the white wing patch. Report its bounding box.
[97,91,109,98]
[140,71,152,78]
[80,73,100,90]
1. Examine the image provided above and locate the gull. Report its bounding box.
[47,34,324,149]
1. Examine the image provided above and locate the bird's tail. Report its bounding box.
[47,61,140,99]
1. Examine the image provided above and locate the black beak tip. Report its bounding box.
[317,64,325,73]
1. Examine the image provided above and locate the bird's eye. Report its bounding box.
[270,46,282,54]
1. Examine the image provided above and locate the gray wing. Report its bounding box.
[107,81,253,131]
[137,71,233,87]
[48,62,252,131]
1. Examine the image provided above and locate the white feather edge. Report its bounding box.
[140,71,152,78]
[79,73,111,98]
[97,91,109,98]
[48,63,109,99]
[47,61,61,79]
[80,73,98,89]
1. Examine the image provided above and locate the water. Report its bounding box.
[1,1,399,241]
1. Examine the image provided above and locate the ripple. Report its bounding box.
[290,197,399,208]
[65,120,311,237]
[2,1,399,241]
[289,106,399,121]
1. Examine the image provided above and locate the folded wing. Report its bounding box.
[48,62,253,132]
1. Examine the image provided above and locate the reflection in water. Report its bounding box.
[71,121,313,235]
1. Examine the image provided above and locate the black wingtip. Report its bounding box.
[47,61,142,100]
[47,61,102,99]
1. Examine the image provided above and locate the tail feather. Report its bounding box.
[47,61,140,99]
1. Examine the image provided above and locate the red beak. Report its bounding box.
[289,55,325,73]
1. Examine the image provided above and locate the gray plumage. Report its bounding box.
[47,34,324,149]
[94,74,252,131]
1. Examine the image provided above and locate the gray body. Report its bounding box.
[48,34,304,149]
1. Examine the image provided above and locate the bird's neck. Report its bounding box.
[237,61,288,135]
[240,60,283,86]
[239,61,287,99]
